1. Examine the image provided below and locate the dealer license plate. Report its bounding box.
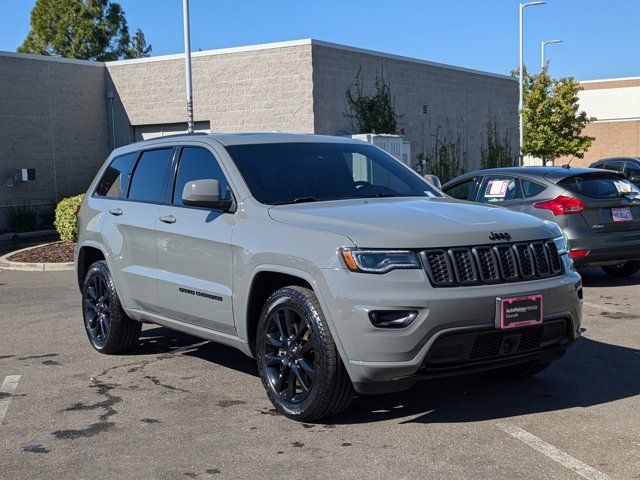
[496,294,543,329]
[612,207,633,222]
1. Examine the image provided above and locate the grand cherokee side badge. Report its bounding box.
[489,232,511,241]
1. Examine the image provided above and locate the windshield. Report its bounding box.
[226,142,438,205]
[558,173,640,199]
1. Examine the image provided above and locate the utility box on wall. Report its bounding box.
[350,134,410,166]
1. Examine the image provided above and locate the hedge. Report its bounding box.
[54,194,84,243]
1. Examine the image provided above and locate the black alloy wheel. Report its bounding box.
[83,272,111,349]
[262,305,316,404]
[81,261,141,354]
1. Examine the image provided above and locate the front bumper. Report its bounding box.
[314,262,582,394]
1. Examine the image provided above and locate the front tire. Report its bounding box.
[256,286,353,421]
[82,261,141,354]
[601,261,640,277]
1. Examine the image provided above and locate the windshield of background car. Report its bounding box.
[226,142,439,205]
[558,173,640,199]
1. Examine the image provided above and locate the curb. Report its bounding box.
[0,242,74,272]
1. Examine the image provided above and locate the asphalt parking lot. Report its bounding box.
[0,268,638,480]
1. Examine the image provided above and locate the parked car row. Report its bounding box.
[440,159,640,277]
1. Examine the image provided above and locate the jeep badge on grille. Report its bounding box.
[489,232,511,241]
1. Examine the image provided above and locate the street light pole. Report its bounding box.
[182,0,194,134]
[541,39,563,69]
[519,1,545,165]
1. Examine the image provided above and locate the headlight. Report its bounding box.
[339,248,421,273]
[553,234,568,255]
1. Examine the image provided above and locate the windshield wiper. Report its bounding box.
[374,193,398,198]
[292,197,317,204]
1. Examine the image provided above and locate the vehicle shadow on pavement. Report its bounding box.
[130,326,259,377]
[579,268,640,288]
[336,337,640,425]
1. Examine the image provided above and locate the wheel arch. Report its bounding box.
[244,266,318,357]
[76,243,107,290]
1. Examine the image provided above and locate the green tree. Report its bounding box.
[514,66,594,165]
[125,28,152,59]
[18,0,151,61]
[345,68,398,134]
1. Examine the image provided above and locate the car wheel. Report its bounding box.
[601,261,640,277]
[82,261,141,354]
[256,286,354,421]
[489,361,550,379]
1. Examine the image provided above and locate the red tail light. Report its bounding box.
[533,195,585,216]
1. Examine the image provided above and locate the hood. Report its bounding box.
[268,197,559,248]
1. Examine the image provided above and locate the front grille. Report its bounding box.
[422,240,563,287]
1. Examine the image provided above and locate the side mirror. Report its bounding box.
[182,179,232,210]
[423,174,442,189]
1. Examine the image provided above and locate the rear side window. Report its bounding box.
[94,152,137,198]
[604,162,624,172]
[625,162,640,179]
[172,147,231,206]
[559,173,639,198]
[444,178,475,200]
[521,179,546,198]
[127,148,173,203]
[479,176,521,203]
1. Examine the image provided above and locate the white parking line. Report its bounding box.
[497,423,611,480]
[0,375,21,425]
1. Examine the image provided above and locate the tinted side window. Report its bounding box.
[625,162,640,179]
[172,147,231,206]
[479,176,521,203]
[128,149,173,203]
[444,178,475,200]
[604,162,624,172]
[521,179,546,198]
[94,153,137,198]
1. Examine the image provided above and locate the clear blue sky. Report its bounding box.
[1,0,638,80]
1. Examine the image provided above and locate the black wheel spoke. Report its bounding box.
[264,353,283,366]
[274,361,288,391]
[292,364,311,392]
[294,317,308,341]
[286,369,296,399]
[273,312,288,341]
[265,332,284,348]
[300,339,314,354]
[298,358,315,381]
[87,286,97,301]
[99,315,109,337]
[283,308,295,338]
[84,299,98,313]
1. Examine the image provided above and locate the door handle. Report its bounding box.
[159,215,176,224]
[108,208,123,216]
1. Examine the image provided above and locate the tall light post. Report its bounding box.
[541,39,563,69]
[519,1,545,165]
[182,0,194,134]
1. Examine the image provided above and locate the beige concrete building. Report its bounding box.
[570,77,640,167]
[0,39,518,229]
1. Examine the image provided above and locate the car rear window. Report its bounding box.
[127,148,173,203]
[558,173,639,199]
[94,152,137,198]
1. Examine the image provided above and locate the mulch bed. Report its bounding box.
[7,242,75,263]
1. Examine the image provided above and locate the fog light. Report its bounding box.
[369,310,417,329]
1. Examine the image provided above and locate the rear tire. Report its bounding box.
[255,286,354,421]
[601,261,640,277]
[82,261,141,354]
[489,361,551,379]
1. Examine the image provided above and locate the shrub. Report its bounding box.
[345,67,399,134]
[4,203,38,232]
[480,118,517,169]
[54,194,84,243]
